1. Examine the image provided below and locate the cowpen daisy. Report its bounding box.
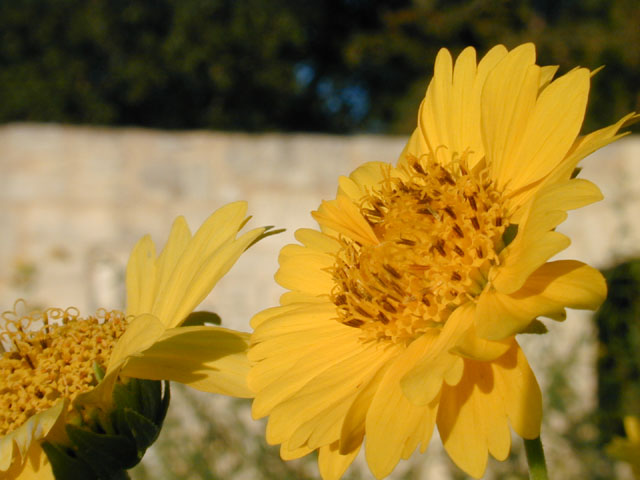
[0,201,267,479]
[248,43,638,479]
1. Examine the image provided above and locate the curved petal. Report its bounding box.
[482,43,538,189]
[0,400,65,476]
[401,302,474,405]
[158,226,265,329]
[107,314,166,371]
[275,244,336,297]
[365,342,439,478]
[437,357,512,478]
[338,161,388,202]
[318,440,360,480]
[492,341,541,440]
[151,216,192,308]
[150,201,254,327]
[2,444,54,480]
[121,326,252,398]
[492,178,603,294]
[261,340,396,448]
[477,260,606,340]
[499,68,590,195]
[294,228,341,254]
[451,324,512,361]
[401,45,508,170]
[546,111,640,185]
[312,196,379,246]
[125,235,157,318]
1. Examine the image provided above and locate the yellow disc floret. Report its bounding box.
[0,306,128,436]
[332,155,509,344]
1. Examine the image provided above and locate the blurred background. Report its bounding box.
[1,0,640,478]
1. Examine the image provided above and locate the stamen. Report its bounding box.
[332,154,508,344]
[0,307,128,436]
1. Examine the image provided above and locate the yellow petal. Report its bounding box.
[538,65,559,90]
[338,161,388,201]
[492,178,603,294]
[318,440,360,480]
[279,291,327,305]
[500,68,590,194]
[2,443,54,479]
[251,325,365,417]
[125,235,157,317]
[625,416,640,443]
[121,326,252,398]
[365,345,438,479]
[451,324,512,361]
[420,47,454,158]
[492,342,542,439]
[150,201,251,327]
[169,227,265,328]
[294,228,341,254]
[312,195,379,246]
[478,260,606,340]
[548,111,640,184]
[108,314,166,371]
[482,43,538,188]
[151,215,192,309]
[250,302,340,347]
[339,359,391,454]
[263,341,395,447]
[401,302,475,405]
[275,244,335,296]
[280,442,314,461]
[437,358,512,478]
[250,302,313,329]
[0,400,65,475]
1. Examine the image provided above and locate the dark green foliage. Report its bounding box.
[1,0,637,133]
[595,259,640,445]
[43,379,170,480]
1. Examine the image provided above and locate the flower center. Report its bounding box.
[331,155,508,344]
[0,306,128,436]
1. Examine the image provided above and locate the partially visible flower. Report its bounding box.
[607,416,640,479]
[0,201,265,479]
[249,44,638,479]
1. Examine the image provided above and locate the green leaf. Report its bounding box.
[521,319,549,334]
[157,381,171,424]
[65,424,138,474]
[182,311,222,326]
[570,167,582,179]
[123,408,161,453]
[41,441,95,480]
[92,362,105,383]
[502,223,519,247]
[245,226,286,250]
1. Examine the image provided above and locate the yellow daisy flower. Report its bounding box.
[248,44,637,479]
[608,416,640,479]
[0,201,265,479]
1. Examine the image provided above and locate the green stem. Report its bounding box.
[108,470,132,480]
[524,436,549,480]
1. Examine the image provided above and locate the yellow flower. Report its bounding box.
[248,44,638,479]
[0,201,265,479]
[608,416,640,478]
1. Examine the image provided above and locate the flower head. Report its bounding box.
[0,201,265,478]
[248,44,637,479]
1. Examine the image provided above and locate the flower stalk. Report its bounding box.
[524,436,549,480]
